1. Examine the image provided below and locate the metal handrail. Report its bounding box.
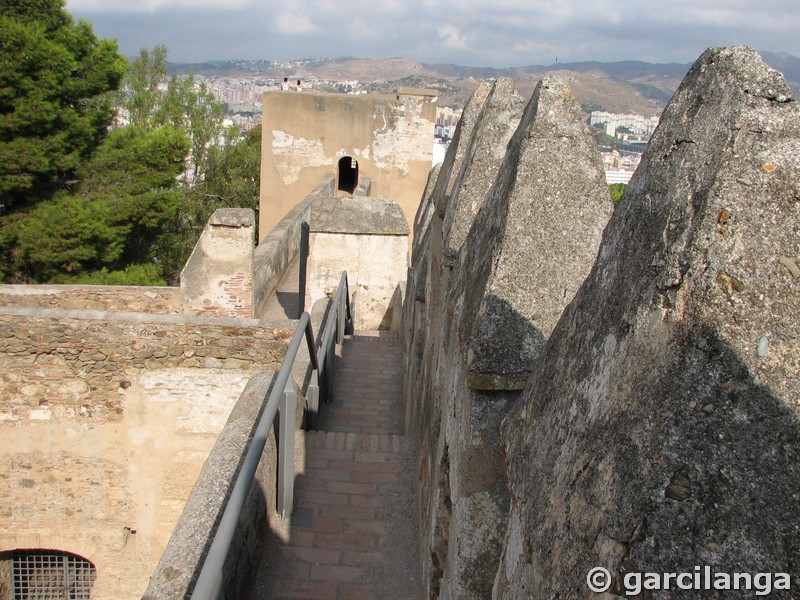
[190,272,352,600]
[308,271,354,427]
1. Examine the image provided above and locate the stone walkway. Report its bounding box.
[248,332,420,599]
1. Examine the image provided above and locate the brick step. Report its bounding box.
[246,326,419,599]
[304,430,413,457]
[254,428,418,599]
[346,331,400,344]
[322,330,405,436]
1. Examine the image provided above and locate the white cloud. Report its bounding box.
[438,24,469,50]
[64,0,800,67]
[271,13,317,35]
[66,0,256,11]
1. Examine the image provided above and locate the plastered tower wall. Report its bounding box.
[259,89,436,241]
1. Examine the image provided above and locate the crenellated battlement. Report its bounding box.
[405,45,800,599]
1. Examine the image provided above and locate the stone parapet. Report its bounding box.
[453,76,612,391]
[404,73,615,598]
[0,284,182,314]
[0,308,290,424]
[442,77,525,266]
[495,46,800,599]
[253,175,335,318]
[180,208,256,318]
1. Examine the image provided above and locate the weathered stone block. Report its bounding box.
[453,76,613,391]
[442,77,525,266]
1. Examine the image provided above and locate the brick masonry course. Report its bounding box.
[0,311,291,424]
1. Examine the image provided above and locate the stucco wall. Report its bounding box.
[259,90,436,242]
[305,197,409,330]
[181,208,255,318]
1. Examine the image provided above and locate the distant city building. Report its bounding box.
[590,111,660,139]
[434,124,457,140]
[432,139,449,166]
[601,148,642,185]
[604,169,635,184]
[436,107,462,129]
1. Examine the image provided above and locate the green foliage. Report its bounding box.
[72,264,167,286]
[155,125,262,284]
[1,126,189,282]
[203,125,262,211]
[0,0,126,207]
[609,183,627,204]
[122,45,169,128]
[80,125,189,261]
[2,191,118,281]
[0,28,250,286]
[118,45,224,181]
[184,81,224,180]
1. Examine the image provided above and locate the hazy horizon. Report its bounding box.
[64,1,800,69]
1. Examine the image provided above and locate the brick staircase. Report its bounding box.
[248,332,420,600]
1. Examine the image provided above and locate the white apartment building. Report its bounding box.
[590,111,660,138]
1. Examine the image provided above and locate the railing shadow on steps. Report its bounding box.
[192,271,354,600]
[143,272,353,600]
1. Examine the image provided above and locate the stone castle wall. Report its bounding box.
[0,285,183,314]
[0,309,289,422]
[495,45,800,600]
[404,74,614,598]
[402,46,800,599]
[0,206,298,598]
[0,305,291,598]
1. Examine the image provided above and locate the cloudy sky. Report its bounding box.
[64,0,800,67]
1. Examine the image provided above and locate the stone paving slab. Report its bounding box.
[247,333,420,599]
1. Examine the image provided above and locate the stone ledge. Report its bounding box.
[310,197,410,235]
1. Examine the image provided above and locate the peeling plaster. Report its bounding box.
[271,131,329,185]
[373,112,433,174]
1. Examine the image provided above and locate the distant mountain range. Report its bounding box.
[171,51,800,116]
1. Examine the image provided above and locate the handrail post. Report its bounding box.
[337,285,345,346]
[277,381,296,517]
[308,369,320,430]
[325,332,335,405]
[298,222,309,317]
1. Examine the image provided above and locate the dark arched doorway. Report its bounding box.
[337,156,358,195]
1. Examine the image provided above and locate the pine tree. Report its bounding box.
[0,0,126,208]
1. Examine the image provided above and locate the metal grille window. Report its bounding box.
[12,550,96,600]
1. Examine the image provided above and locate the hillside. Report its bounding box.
[171,51,800,117]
